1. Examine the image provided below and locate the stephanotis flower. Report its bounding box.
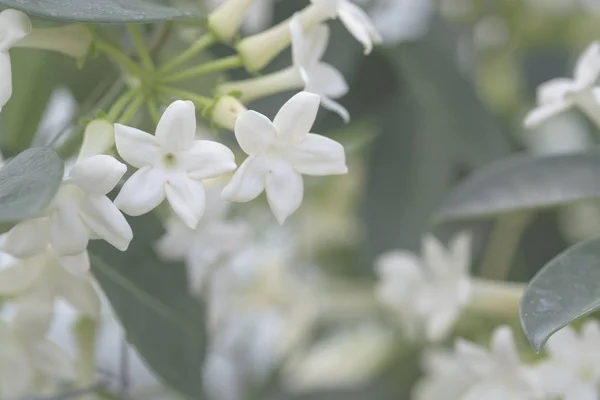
[375,232,471,342]
[221,91,348,224]
[2,155,133,258]
[290,15,349,122]
[114,100,237,229]
[310,0,382,54]
[524,41,600,128]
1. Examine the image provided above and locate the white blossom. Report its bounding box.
[0,9,31,111]
[524,41,600,128]
[358,0,431,44]
[413,349,478,400]
[222,91,347,224]
[0,319,75,399]
[2,155,132,258]
[310,0,383,54]
[537,320,600,400]
[375,232,471,342]
[290,15,349,121]
[114,100,237,229]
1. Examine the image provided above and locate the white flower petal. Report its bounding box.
[524,101,571,128]
[449,231,472,276]
[58,251,90,275]
[50,204,89,256]
[165,173,206,229]
[55,268,100,318]
[574,41,600,88]
[0,52,12,111]
[537,78,574,104]
[320,95,350,122]
[115,167,167,216]
[338,1,382,55]
[273,92,320,142]
[70,154,127,195]
[80,195,133,251]
[154,217,193,262]
[302,24,330,67]
[155,100,196,154]
[0,262,43,295]
[306,63,349,99]
[0,9,31,51]
[426,306,460,342]
[182,140,236,180]
[2,217,49,258]
[235,110,278,155]
[13,290,55,339]
[265,161,304,224]
[0,344,33,399]
[78,119,115,161]
[564,384,598,400]
[114,123,159,168]
[289,133,348,175]
[29,339,76,380]
[14,24,92,58]
[221,156,268,202]
[490,326,520,368]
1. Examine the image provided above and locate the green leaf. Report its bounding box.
[520,235,600,351]
[0,0,198,23]
[437,151,600,222]
[0,146,63,222]
[89,213,207,399]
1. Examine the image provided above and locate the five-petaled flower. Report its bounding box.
[524,41,600,128]
[114,100,237,229]
[290,15,349,122]
[222,91,348,224]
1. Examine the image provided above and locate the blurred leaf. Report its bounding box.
[520,235,600,351]
[0,0,198,23]
[437,151,600,222]
[0,146,63,222]
[89,213,207,399]
[1,50,56,154]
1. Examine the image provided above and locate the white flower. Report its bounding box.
[413,349,478,400]
[0,9,32,112]
[114,100,237,229]
[155,183,249,295]
[375,232,471,342]
[358,0,431,44]
[454,326,543,400]
[77,119,116,161]
[290,15,349,122]
[222,92,348,224]
[310,0,383,54]
[524,41,600,128]
[0,320,75,399]
[537,320,600,400]
[0,249,100,335]
[2,155,133,257]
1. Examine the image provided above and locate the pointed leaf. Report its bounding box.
[520,236,600,351]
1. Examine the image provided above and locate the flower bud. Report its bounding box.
[237,3,328,72]
[211,96,247,131]
[15,24,92,58]
[78,119,115,161]
[217,67,303,103]
[208,0,255,42]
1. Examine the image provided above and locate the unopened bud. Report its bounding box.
[211,96,247,131]
[217,67,303,103]
[78,119,115,161]
[15,24,92,58]
[208,0,255,42]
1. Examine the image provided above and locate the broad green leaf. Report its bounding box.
[520,236,600,351]
[436,151,600,222]
[0,147,63,222]
[0,0,197,23]
[89,213,207,399]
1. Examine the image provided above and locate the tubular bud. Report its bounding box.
[15,24,92,58]
[208,0,255,42]
[211,96,247,131]
[217,66,303,103]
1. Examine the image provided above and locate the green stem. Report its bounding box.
[118,95,145,125]
[479,211,532,280]
[156,86,212,108]
[160,55,242,83]
[127,25,154,72]
[146,97,161,125]
[107,89,138,122]
[158,33,216,74]
[95,39,145,77]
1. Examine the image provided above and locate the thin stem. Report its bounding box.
[95,39,145,77]
[158,33,216,74]
[479,211,532,280]
[118,94,145,125]
[156,86,212,108]
[127,24,154,72]
[107,89,138,122]
[146,97,161,125]
[160,55,242,83]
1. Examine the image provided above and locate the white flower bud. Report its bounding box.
[237,3,328,72]
[78,119,115,161]
[208,0,255,42]
[211,95,247,131]
[217,67,303,103]
[15,24,92,58]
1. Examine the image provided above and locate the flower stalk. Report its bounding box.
[160,55,242,83]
